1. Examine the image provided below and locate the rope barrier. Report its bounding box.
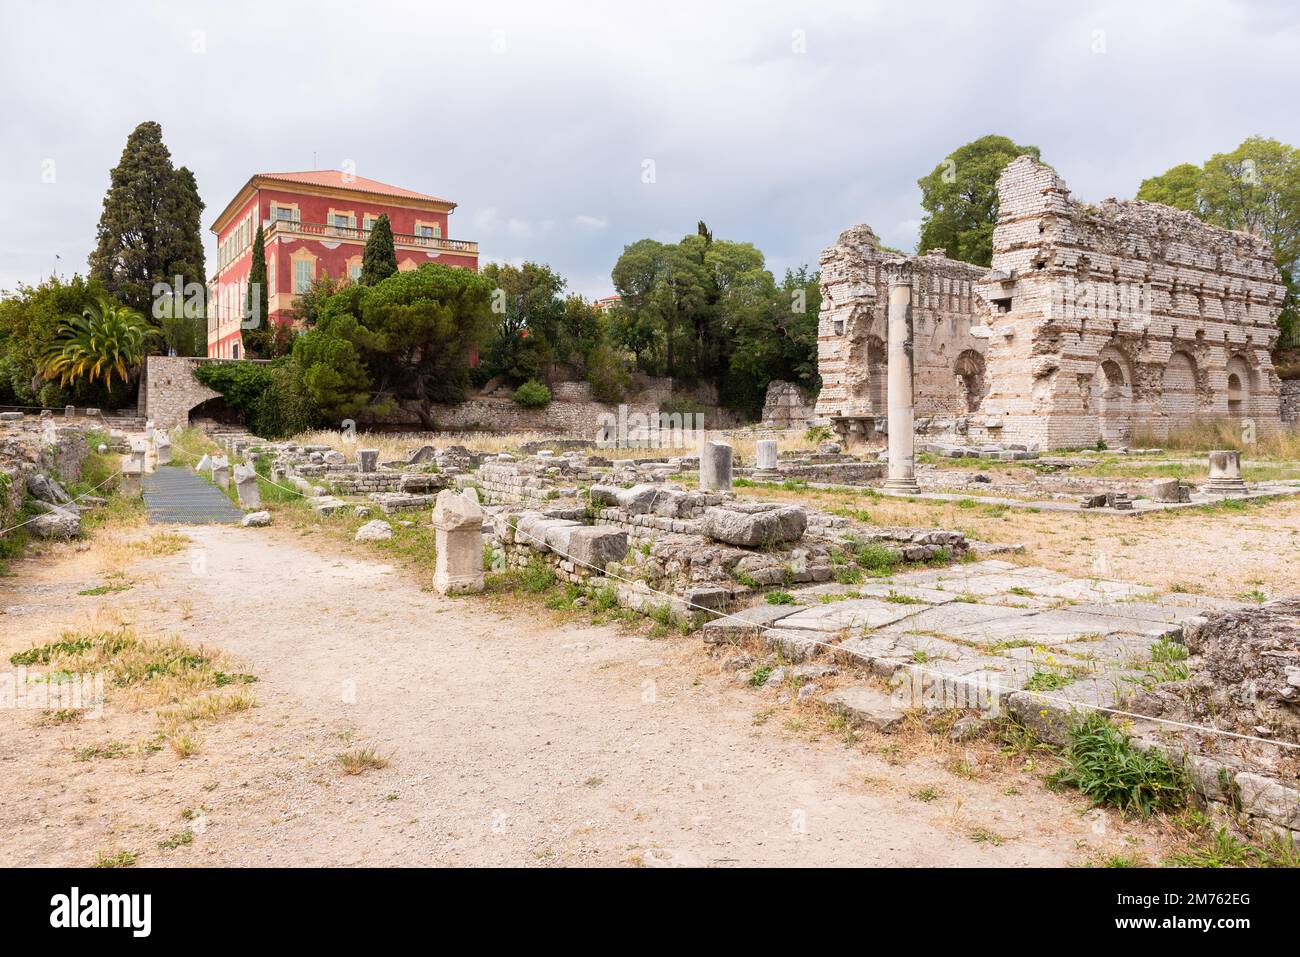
[213,455,1300,753]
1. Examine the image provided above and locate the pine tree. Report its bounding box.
[242,224,272,358]
[360,213,398,285]
[88,121,181,313]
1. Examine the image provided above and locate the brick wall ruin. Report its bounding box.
[814,226,991,426]
[972,157,1285,448]
[815,162,1288,450]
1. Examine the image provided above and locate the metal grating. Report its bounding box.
[142,466,244,525]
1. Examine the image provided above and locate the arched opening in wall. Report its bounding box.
[1092,351,1133,447]
[866,335,886,413]
[953,349,986,412]
[187,396,243,431]
[1226,354,1252,419]
[1161,351,1198,422]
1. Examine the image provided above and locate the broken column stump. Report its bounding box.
[433,487,485,595]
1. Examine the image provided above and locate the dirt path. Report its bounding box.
[0,524,1161,867]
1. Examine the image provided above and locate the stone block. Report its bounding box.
[433,487,485,594]
[355,519,393,542]
[820,686,907,732]
[702,604,806,643]
[233,464,260,507]
[702,503,806,547]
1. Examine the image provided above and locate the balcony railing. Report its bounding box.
[265,218,478,255]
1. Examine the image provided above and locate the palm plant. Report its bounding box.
[41,296,159,390]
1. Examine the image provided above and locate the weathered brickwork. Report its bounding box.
[1281,379,1300,423]
[814,226,990,421]
[973,157,1285,448]
[141,356,226,431]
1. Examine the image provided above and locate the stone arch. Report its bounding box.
[866,334,886,413]
[187,395,243,428]
[953,349,986,412]
[1092,347,1133,447]
[1226,353,1253,419]
[141,356,269,432]
[1161,350,1198,420]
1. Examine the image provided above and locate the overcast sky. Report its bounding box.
[2,0,1298,299]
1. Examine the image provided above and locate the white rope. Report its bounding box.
[0,466,125,538]
[501,492,1300,753]
[241,457,1300,754]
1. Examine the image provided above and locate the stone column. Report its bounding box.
[433,487,485,594]
[130,439,149,471]
[1206,450,1247,495]
[700,440,733,491]
[154,432,172,465]
[210,455,229,489]
[754,439,780,481]
[233,464,261,507]
[119,458,142,498]
[358,449,378,473]
[883,261,920,494]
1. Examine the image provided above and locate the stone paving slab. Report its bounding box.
[777,599,924,633]
[850,582,959,605]
[874,602,1036,637]
[934,607,1172,647]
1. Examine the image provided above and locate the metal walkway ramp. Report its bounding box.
[142,466,244,524]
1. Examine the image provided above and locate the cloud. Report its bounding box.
[1,0,1297,296]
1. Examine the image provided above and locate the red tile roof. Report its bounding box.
[256,170,452,204]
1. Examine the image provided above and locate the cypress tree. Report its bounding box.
[89,121,180,314]
[161,165,207,302]
[242,224,272,358]
[360,213,398,285]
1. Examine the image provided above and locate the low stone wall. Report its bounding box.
[476,458,596,505]
[762,380,816,429]
[374,387,745,436]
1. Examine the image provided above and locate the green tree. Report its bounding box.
[287,271,347,328]
[242,223,273,358]
[89,121,203,315]
[1135,162,1203,212]
[1138,137,1300,338]
[917,134,1042,266]
[360,213,397,285]
[40,295,158,391]
[295,263,495,428]
[0,275,109,404]
[160,165,207,306]
[479,261,567,384]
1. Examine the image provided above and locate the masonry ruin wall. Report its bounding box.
[814,226,991,432]
[973,157,1285,448]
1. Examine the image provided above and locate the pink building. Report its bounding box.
[206,170,479,358]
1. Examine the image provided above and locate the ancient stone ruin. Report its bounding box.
[816,158,1287,451]
[815,226,989,448]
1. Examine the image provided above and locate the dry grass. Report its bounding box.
[1134,419,1300,460]
[736,482,1300,600]
[9,612,257,757]
[92,529,190,574]
[337,746,390,775]
[168,427,223,468]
